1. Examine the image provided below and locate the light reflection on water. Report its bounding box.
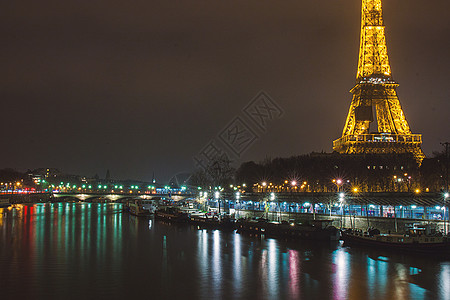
[288,249,300,299]
[333,248,350,300]
[212,230,222,298]
[0,203,449,299]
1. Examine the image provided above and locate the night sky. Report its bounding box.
[1,0,449,181]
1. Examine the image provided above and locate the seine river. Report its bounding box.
[1,203,449,299]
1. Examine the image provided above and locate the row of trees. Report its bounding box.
[189,151,449,193]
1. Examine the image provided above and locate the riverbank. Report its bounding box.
[234,209,448,234]
[0,193,52,204]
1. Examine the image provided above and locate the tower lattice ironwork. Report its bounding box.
[333,0,425,163]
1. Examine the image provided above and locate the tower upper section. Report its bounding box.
[357,0,392,80]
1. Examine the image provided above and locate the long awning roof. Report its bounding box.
[241,192,448,207]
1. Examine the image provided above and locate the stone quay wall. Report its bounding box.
[235,209,448,234]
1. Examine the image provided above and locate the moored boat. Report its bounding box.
[236,218,340,241]
[140,200,158,214]
[190,214,235,231]
[341,224,450,253]
[155,206,189,223]
[125,199,153,217]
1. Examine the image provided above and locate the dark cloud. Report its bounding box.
[1,0,449,181]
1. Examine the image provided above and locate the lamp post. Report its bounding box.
[269,192,278,221]
[262,182,267,193]
[441,142,449,194]
[331,179,343,218]
[235,191,240,219]
[339,192,345,229]
[215,191,220,214]
[290,180,297,192]
[333,179,343,192]
[445,192,449,235]
[351,187,359,230]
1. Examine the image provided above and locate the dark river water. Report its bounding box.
[1,203,450,300]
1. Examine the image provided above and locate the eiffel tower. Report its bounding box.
[333,0,425,164]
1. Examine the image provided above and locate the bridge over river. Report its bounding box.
[1,191,447,207]
[0,191,194,203]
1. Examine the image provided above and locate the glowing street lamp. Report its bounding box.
[444,193,450,235]
[214,191,222,214]
[332,179,343,191]
[339,192,345,228]
[235,192,241,218]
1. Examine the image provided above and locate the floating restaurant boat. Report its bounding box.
[124,199,154,217]
[236,218,340,241]
[189,214,235,231]
[155,206,190,223]
[341,224,450,253]
[140,200,158,214]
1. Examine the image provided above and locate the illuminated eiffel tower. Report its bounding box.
[333,0,425,164]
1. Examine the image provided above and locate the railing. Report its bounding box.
[333,133,422,149]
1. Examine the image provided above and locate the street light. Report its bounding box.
[330,179,344,218]
[235,192,240,218]
[269,192,279,221]
[339,192,345,228]
[444,193,450,235]
[215,191,221,214]
[332,179,343,192]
